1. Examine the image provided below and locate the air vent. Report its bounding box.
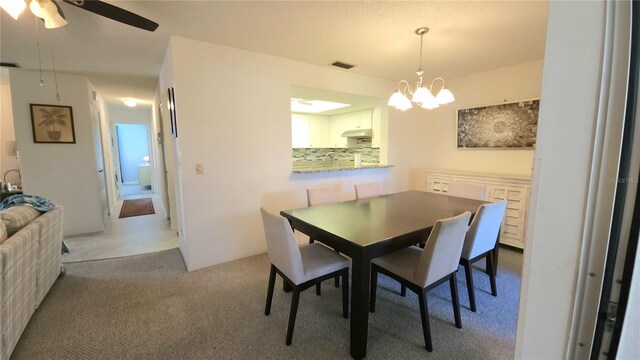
[331,61,355,70]
[0,62,21,68]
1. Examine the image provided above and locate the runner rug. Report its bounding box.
[119,198,155,218]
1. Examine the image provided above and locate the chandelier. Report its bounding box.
[388,27,455,111]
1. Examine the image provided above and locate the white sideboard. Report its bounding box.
[425,169,531,249]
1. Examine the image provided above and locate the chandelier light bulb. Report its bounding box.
[411,86,430,105]
[0,0,26,19]
[387,91,404,107]
[435,88,455,104]
[388,27,454,111]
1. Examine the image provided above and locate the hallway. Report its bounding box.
[62,194,178,263]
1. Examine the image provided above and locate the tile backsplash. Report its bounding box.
[292,139,380,165]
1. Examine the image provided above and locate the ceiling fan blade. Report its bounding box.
[62,0,158,32]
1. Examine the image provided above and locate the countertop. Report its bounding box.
[292,164,394,174]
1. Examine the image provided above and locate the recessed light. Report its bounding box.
[123,98,137,107]
[291,98,350,113]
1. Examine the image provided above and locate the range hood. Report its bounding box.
[341,129,372,138]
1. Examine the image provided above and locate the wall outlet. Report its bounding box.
[195,163,204,175]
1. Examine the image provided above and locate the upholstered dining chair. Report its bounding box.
[369,211,472,352]
[261,208,350,345]
[306,186,342,288]
[459,200,508,312]
[354,182,382,200]
[446,182,486,201]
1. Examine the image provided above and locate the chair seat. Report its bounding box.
[299,244,349,284]
[372,245,422,286]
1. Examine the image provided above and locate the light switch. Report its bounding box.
[195,163,204,175]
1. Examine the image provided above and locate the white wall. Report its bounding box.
[618,234,640,358]
[160,36,427,270]
[416,60,542,178]
[0,69,19,183]
[9,69,105,235]
[515,1,608,358]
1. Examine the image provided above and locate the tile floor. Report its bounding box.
[62,194,178,263]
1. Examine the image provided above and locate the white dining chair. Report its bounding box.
[354,182,382,200]
[369,211,472,352]
[306,186,340,207]
[306,186,343,288]
[459,200,508,312]
[261,208,350,346]
[446,182,486,201]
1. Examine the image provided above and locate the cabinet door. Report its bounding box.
[357,109,372,129]
[309,115,330,148]
[487,184,528,248]
[329,114,349,148]
[371,108,381,148]
[291,114,310,148]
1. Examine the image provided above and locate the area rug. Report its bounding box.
[119,198,155,218]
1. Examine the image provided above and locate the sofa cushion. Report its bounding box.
[0,205,42,237]
[0,221,6,245]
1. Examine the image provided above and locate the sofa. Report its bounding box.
[0,205,63,360]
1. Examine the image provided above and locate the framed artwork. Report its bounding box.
[30,104,76,143]
[457,99,539,149]
[168,87,178,138]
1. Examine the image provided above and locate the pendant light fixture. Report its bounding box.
[388,27,455,111]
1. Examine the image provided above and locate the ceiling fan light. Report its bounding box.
[387,91,404,107]
[0,0,26,19]
[29,0,66,28]
[436,88,455,104]
[411,86,430,104]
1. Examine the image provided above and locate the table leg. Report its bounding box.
[491,231,501,276]
[350,255,370,360]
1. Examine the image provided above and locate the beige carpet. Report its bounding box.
[12,248,522,359]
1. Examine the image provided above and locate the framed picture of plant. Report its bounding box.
[30,104,76,144]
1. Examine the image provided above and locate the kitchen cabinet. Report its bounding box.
[371,108,381,148]
[291,113,310,148]
[292,114,330,148]
[425,169,531,249]
[328,109,372,148]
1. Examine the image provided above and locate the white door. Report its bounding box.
[90,105,109,223]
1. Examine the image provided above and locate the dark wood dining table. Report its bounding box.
[281,190,489,359]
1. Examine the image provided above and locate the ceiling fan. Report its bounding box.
[0,0,159,32]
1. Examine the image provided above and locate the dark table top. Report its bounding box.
[281,190,486,248]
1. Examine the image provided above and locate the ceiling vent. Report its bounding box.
[0,62,21,68]
[331,61,355,70]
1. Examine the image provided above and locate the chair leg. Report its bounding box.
[449,273,462,329]
[316,283,321,296]
[369,266,378,313]
[309,237,314,244]
[342,269,349,319]
[463,261,477,312]
[417,289,433,352]
[335,275,340,288]
[401,283,407,297]
[488,252,498,297]
[286,289,301,345]
[265,265,276,315]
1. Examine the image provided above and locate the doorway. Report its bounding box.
[115,123,152,197]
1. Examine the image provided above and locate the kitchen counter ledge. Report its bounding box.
[292,164,394,174]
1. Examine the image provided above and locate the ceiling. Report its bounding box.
[0,1,549,107]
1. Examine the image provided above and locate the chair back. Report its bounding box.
[462,200,508,260]
[355,182,382,200]
[415,211,472,288]
[307,186,340,206]
[260,208,304,284]
[447,182,486,201]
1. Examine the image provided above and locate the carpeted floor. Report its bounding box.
[12,247,522,359]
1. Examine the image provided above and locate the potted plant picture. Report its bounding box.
[30,104,76,143]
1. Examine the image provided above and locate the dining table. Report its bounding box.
[280,190,490,359]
